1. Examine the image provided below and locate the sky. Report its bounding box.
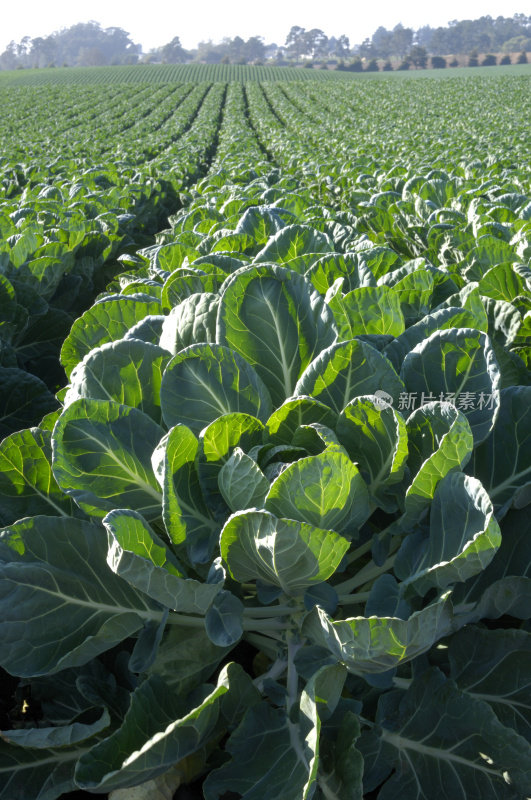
[1,0,527,53]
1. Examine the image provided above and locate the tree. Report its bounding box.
[303,29,328,58]
[481,53,497,66]
[160,36,187,63]
[391,24,414,58]
[332,34,350,57]
[409,44,428,68]
[285,26,307,59]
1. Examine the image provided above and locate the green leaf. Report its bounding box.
[204,665,346,800]
[160,343,272,434]
[64,339,171,425]
[304,252,376,296]
[218,447,269,512]
[216,264,337,406]
[478,262,524,303]
[265,447,370,537]
[60,297,162,379]
[336,395,408,512]
[151,424,219,564]
[400,328,501,445]
[358,667,531,799]
[52,398,163,520]
[1,707,110,749]
[266,396,338,445]
[329,286,405,339]
[75,669,230,792]
[295,339,405,416]
[0,729,107,800]
[146,624,231,697]
[384,306,487,372]
[448,627,531,741]
[220,510,349,597]
[302,596,453,674]
[205,590,244,647]
[159,292,219,353]
[452,506,531,622]
[254,224,333,268]
[395,473,501,596]
[377,266,434,324]
[0,367,58,438]
[198,413,265,522]
[467,386,531,514]
[104,508,221,614]
[404,401,474,522]
[0,427,80,526]
[0,516,159,676]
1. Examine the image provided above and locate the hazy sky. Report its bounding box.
[1,0,527,53]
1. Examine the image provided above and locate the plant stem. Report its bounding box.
[253,657,287,692]
[337,591,370,605]
[334,553,397,595]
[286,635,302,712]
[244,632,280,660]
[243,605,293,618]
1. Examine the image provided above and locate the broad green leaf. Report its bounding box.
[104,508,221,614]
[0,516,159,676]
[295,339,405,416]
[254,224,333,267]
[216,264,337,406]
[452,506,531,622]
[52,399,163,520]
[304,252,376,296]
[336,396,408,512]
[1,707,110,749]
[220,510,349,597]
[159,292,219,353]
[198,413,265,522]
[478,262,524,302]
[395,473,501,596]
[404,401,474,522]
[378,266,434,324]
[384,306,487,372]
[218,447,269,512]
[358,667,531,799]
[266,396,338,445]
[75,669,230,792]
[151,424,219,564]
[123,315,166,345]
[146,624,231,697]
[328,286,405,340]
[205,590,244,647]
[161,270,223,310]
[318,711,364,800]
[0,367,58,438]
[64,339,171,425]
[0,427,80,526]
[467,386,531,514]
[265,448,370,537]
[234,206,287,244]
[160,343,272,434]
[400,328,501,445]
[60,297,162,379]
[204,665,346,800]
[448,627,531,741]
[0,728,108,800]
[302,596,453,674]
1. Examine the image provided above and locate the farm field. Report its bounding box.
[0,66,530,800]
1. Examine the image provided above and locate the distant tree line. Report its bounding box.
[1,14,530,71]
[0,21,140,70]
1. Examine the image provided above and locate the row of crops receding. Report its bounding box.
[0,71,530,800]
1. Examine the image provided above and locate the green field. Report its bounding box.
[0,60,530,84]
[0,67,530,800]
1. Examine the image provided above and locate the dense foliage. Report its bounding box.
[0,72,530,799]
